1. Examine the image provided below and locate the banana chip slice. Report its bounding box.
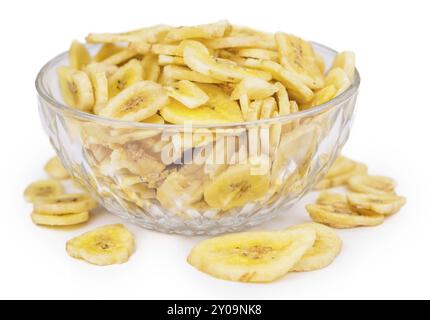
[183,40,272,83]
[44,157,70,180]
[187,229,316,283]
[69,41,91,70]
[288,223,342,272]
[100,81,169,122]
[237,48,279,61]
[94,43,123,62]
[204,163,271,210]
[58,67,94,111]
[325,68,351,96]
[31,211,89,227]
[157,171,204,210]
[231,77,278,100]
[331,51,356,81]
[243,59,313,103]
[204,36,277,50]
[88,71,109,115]
[34,194,97,215]
[162,65,222,84]
[307,203,385,229]
[142,54,161,82]
[348,175,396,195]
[165,20,230,42]
[315,162,368,190]
[24,180,64,203]
[108,59,143,98]
[66,224,135,266]
[166,80,209,109]
[274,33,324,90]
[347,192,406,216]
[161,83,243,124]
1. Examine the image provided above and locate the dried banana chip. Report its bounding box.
[31,211,89,227]
[69,41,91,70]
[204,162,271,210]
[100,48,139,66]
[348,175,396,195]
[108,59,143,98]
[66,224,134,266]
[183,40,272,83]
[141,54,161,82]
[331,51,356,81]
[204,36,277,50]
[165,20,230,42]
[94,43,124,62]
[288,223,342,272]
[161,83,243,124]
[231,77,278,100]
[325,68,351,96]
[274,33,324,89]
[187,229,316,283]
[44,157,70,180]
[347,192,406,216]
[58,67,94,111]
[162,65,223,84]
[307,204,385,229]
[165,80,209,109]
[24,180,64,203]
[156,171,203,210]
[100,81,169,122]
[34,194,97,215]
[158,55,185,66]
[88,71,109,115]
[315,159,368,190]
[237,48,279,61]
[243,59,313,103]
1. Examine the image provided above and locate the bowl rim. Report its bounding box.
[35,41,361,129]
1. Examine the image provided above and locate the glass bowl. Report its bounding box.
[35,42,360,235]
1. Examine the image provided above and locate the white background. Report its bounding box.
[1,0,429,300]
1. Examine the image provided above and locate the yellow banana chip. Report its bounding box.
[348,175,396,195]
[44,157,70,180]
[34,194,97,215]
[24,180,64,203]
[307,203,385,229]
[66,224,134,266]
[187,229,316,283]
[347,192,406,216]
[31,211,89,227]
[288,223,342,272]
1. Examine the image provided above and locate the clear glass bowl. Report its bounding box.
[35,42,360,235]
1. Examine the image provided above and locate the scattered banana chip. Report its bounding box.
[66,224,135,266]
[24,180,64,203]
[187,229,316,283]
[307,203,385,229]
[44,157,70,180]
[347,192,406,216]
[31,211,89,227]
[348,175,396,195]
[288,223,342,272]
[34,194,97,215]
